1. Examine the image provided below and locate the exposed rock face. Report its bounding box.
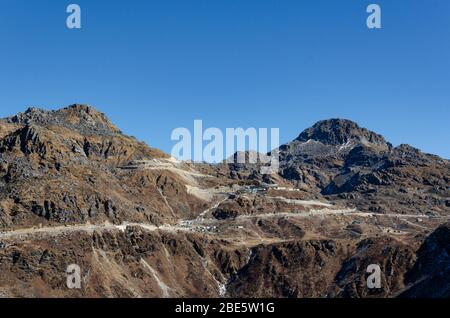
[400,222,450,298]
[0,105,449,298]
[332,237,416,298]
[0,105,186,230]
[228,240,347,298]
[6,105,121,136]
[271,119,450,218]
[296,119,389,147]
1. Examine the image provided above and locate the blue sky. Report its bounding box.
[0,0,449,158]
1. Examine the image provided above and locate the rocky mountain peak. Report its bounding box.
[24,107,44,114]
[8,107,47,125]
[296,119,388,147]
[57,104,121,134]
[5,104,120,136]
[60,104,105,118]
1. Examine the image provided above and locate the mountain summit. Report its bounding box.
[4,104,121,136]
[296,119,388,147]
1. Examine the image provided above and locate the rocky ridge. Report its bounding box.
[0,105,449,298]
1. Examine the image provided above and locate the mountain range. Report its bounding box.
[0,104,449,298]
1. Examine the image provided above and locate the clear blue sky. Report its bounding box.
[0,0,449,158]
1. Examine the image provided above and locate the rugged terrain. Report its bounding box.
[0,105,449,298]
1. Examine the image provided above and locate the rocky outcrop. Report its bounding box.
[400,222,450,298]
[0,125,48,157]
[332,237,416,298]
[227,240,346,298]
[6,105,121,136]
[296,119,389,147]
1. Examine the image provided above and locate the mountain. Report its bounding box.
[296,118,389,147]
[0,105,449,298]
[0,105,192,230]
[275,119,449,216]
[5,105,121,136]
